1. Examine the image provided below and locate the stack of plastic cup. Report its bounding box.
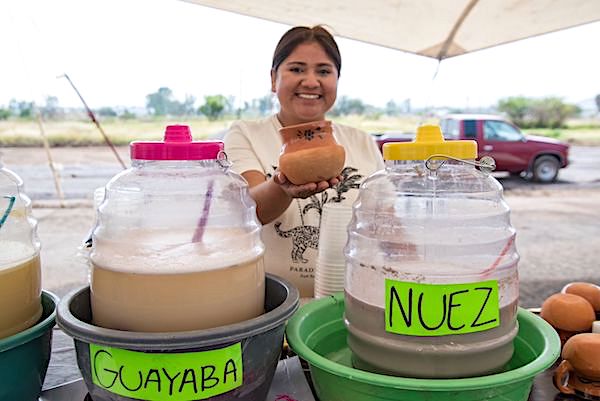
[315,203,352,298]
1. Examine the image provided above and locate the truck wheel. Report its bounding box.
[532,155,560,183]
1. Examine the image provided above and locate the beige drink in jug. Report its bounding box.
[345,258,519,378]
[0,242,42,339]
[91,228,265,332]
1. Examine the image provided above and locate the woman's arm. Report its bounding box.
[243,171,291,225]
[243,170,338,225]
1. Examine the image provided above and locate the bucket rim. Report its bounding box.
[0,290,59,352]
[286,293,560,390]
[57,273,299,350]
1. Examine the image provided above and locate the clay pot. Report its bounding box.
[540,293,595,346]
[278,120,345,185]
[554,333,600,397]
[562,282,600,313]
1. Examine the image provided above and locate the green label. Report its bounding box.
[385,279,500,336]
[89,342,242,400]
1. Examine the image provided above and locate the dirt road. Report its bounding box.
[505,188,600,306]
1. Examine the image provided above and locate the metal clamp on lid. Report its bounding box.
[425,154,496,175]
[216,150,232,170]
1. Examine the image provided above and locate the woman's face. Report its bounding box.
[271,41,338,126]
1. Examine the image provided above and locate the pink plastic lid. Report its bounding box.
[130,125,224,160]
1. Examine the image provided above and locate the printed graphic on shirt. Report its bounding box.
[331,167,362,202]
[274,166,363,263]
[274,223,319,264]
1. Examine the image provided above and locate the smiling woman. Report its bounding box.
[270,26,341,126]
[224,25,384,297]
[271,41,338,126]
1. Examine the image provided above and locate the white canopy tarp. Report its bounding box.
[181,0,600,59]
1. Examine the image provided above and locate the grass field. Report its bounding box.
[1,115,599,146]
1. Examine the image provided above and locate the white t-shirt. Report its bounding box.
[224,115,384,297]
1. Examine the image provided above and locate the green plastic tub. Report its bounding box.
[286,293,560,401]
[0,290,59,401]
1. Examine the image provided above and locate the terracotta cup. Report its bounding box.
[554,333,600,398]
[278,120,345,185]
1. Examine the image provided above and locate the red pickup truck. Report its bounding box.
[375,114,570,183]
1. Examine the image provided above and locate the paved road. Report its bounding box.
[497,145,600,190]
[2,145,599,201]
[3,147,126,201]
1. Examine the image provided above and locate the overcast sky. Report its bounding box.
[2,0,600,110]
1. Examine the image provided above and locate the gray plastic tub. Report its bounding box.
[57,274,299,401]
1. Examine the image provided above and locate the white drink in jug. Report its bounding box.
[0,242,42,339]
[90,228,265,332]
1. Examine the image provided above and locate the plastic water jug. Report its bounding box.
[0,161,42,339]
[344,125,519,378]
[90,125,265,332]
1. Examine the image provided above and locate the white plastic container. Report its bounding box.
[344,125,519,378]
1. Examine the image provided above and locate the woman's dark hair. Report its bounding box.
[271,25,341,76]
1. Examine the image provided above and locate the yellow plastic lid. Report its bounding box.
[383,125,477,161]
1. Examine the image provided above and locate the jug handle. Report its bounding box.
[553,360,576,394]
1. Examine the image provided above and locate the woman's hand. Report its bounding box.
[273,172,340,199]
[242,170,340,224]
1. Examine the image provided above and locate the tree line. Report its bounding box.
[141,87,410,120]
[2,87,598,129]
[497,96,586,129]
